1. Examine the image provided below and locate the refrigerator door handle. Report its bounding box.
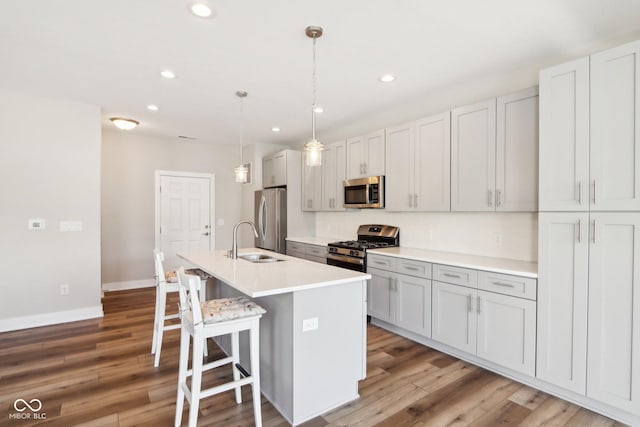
[258,196,266,240]
[261,196,268,239]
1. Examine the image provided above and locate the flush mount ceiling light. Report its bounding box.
[304,25,324,167]
[234,91,250,184]
[147,104,159,111]
[313,106,324,113]
[110,117,139,130]
[379,74,396,83]
[190,2,214,18]
[160,69,176,79]
[271,127,281,132]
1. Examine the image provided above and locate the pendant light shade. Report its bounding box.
[234,91,250,183]
[304,25,324,166]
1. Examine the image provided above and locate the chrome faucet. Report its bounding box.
[229,220,259,259]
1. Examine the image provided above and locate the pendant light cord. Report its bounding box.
[311,35,317,142]
[240,96,244,164]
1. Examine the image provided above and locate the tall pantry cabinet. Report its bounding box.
[537,40,640,417]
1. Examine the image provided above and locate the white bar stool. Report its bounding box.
[151,249,210,367]
[174,268,265,427]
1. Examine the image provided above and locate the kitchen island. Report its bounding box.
[178,248,371,426]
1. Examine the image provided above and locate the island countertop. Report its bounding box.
[178,248,371,298]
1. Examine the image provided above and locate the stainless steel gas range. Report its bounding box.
[327,225,400,272]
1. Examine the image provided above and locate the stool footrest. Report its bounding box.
[235,363,250,378]
[186,356,233,377]
[199,376,254,400]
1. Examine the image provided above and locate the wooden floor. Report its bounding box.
[0,288,626,427]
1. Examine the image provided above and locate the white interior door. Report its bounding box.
[157,172,213,269]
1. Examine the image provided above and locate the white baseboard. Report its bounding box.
[102,278,155,292]
[0,305,104,332]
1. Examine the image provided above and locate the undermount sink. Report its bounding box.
[238,253,285,263]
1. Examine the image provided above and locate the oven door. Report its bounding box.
[327,252,365,272]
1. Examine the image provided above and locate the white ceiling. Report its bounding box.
[1,0,640,147]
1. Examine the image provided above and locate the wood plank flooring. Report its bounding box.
[0,288,626,426]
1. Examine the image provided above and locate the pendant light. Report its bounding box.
[234,91,250,183]
[304,25,324,167]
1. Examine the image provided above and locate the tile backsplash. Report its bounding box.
[316,211,537,262]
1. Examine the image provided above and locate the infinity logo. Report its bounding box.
[13,399,42,412]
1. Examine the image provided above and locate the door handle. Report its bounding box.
[260,196,267,239]
[202,232,209,236]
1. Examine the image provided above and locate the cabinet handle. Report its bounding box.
[467,294,472,313]
[496,190,502,207]
[488,190,493,207]
[414,194,418,208]
[404,266,419,271]
[491,281,515,288]
[360,163,364,175]
[443,273,461,279]
[593,180,597,205]
[388,276,394,291]
[409,194,413,208]
[578,219,582,243]
[374,260,386,266]
[578,181,583,205]
[394,277,398,291]
[477,295,481,314]
[364,163,368,174]
[592,219,597,244]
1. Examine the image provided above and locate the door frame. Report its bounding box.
[154,170,216,253]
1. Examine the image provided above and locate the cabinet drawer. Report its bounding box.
[286,249,305,259]
[478,271,536,300]
[306,254,327,264]
[287,241,305,253]
[433,264,477,288]
[397,259,432,279]
[306,244,327,258]
[367,254,397,272]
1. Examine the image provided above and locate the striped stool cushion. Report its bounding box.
[200,297,266,324]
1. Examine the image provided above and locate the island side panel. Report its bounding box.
[292,279,367,424]
[209,279,295,424]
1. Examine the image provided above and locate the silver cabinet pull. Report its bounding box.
[467,294,472,313]
[496,190,502,207]
[578,181,583,205]
[364,163,368,174]
[592,219,597,244]
[488,190,493,207]
[394,277,398,292]
[477,295,481,314]
[414,194,418,208]
[404,266,419,271]
[409,194,413,208]
[491,281,515,288]
[443,273,461,279]
[592,180,597,205]
[374,260,386,266]
[388,276,393,291]
[578,219,583,243]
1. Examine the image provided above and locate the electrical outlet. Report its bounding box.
[60,284,70,296]
[302,317,318,332]
[494,233,503,245]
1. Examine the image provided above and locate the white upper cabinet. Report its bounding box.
[346,129,385,179]
[386,113,451,212]
[301,152,321,211]
[539,58,591,211]
[541,41,640,212]
[496,87,539,211]
[590,41,640,211]
[263,150,288,188]
[321,140,346,211]
[451,99,497,211]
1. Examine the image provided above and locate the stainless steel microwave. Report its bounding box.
[343,176,385,208]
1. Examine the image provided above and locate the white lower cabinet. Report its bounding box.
[286,241,327,264]
[432,265,537,376]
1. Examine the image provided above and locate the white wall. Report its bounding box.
[101,132,243,284]
[0,90,102,330]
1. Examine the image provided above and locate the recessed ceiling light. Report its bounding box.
[160,70,176,79]
[271,127,281,132]
[191,2,214,18]
[147,104,159,111]
[313,106,324,113]
[379,74,395,83]
[110,117,139,131]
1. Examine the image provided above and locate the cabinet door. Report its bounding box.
[415,112,451,211]
[322,141,346,211]
[263,155,275,187]
[346,136,365,179]
[587,212,640,414]
[496,87,539,212]
[537,212,589,394]
[432,281,477,354]
[302,153,321,211]
[539,57,590,211]
[365,129,386,176]
[476,290,536,376]
[385,122,414,211]
[272,151,287,187]
[367,267,395,323]
[590,41,640,211]
[395,274,431,337]
[451,99,496,211]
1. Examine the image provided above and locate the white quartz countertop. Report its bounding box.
[178,248,370,298]
[285,236,343,246]
[368,247,537,278]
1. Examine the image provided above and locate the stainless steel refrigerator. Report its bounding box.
[254,188,287,253]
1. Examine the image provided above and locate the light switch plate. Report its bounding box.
[28,218,46,230]
[302,317,319,332]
